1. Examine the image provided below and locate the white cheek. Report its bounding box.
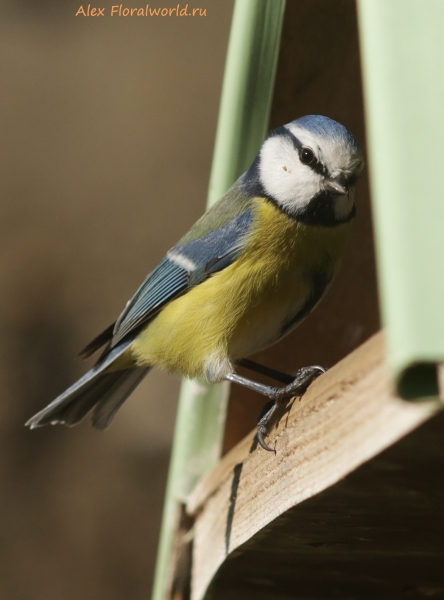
[259,136,321,210]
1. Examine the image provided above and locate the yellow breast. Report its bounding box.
[132,199,351,381]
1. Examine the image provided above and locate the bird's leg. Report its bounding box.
[226,365,326,452]
[236,358,295,385]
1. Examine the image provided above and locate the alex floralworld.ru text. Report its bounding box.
[75,4,207,17]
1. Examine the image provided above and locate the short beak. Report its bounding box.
[324,174,348,196]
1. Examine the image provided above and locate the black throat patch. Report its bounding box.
[291,190,356,227]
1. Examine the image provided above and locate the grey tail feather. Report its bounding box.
[26,339,150,430]
[77,322,115,360]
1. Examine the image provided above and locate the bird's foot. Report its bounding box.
[226,365,326,452]
[256,365,325,451]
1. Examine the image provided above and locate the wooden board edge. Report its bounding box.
[188,332,443,600]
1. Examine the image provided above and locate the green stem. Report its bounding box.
[151,2,286,598]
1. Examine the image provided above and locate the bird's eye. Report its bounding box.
[300,147,315,165]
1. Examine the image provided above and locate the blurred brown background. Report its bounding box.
[0,1,233,598]
[0,1,379,599]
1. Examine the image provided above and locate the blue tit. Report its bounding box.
[27,115,364,450]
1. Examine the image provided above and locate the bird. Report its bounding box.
[26,115,364,451]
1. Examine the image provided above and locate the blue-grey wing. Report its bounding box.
[110,257,189,346]
[109,209,253,347]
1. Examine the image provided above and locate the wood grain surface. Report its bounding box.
[187,333,443,600]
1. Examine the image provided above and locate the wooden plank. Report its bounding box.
[202,411,444,599]
[187,332,443,600]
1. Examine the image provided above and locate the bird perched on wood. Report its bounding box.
[27,115,364,451]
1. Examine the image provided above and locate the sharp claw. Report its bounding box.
[312,365,327,374]
[257,426,274,452]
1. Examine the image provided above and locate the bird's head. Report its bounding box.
[243,115,364,226]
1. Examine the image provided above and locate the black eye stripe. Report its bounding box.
[268,125,302,151]
[276,127,328,177]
